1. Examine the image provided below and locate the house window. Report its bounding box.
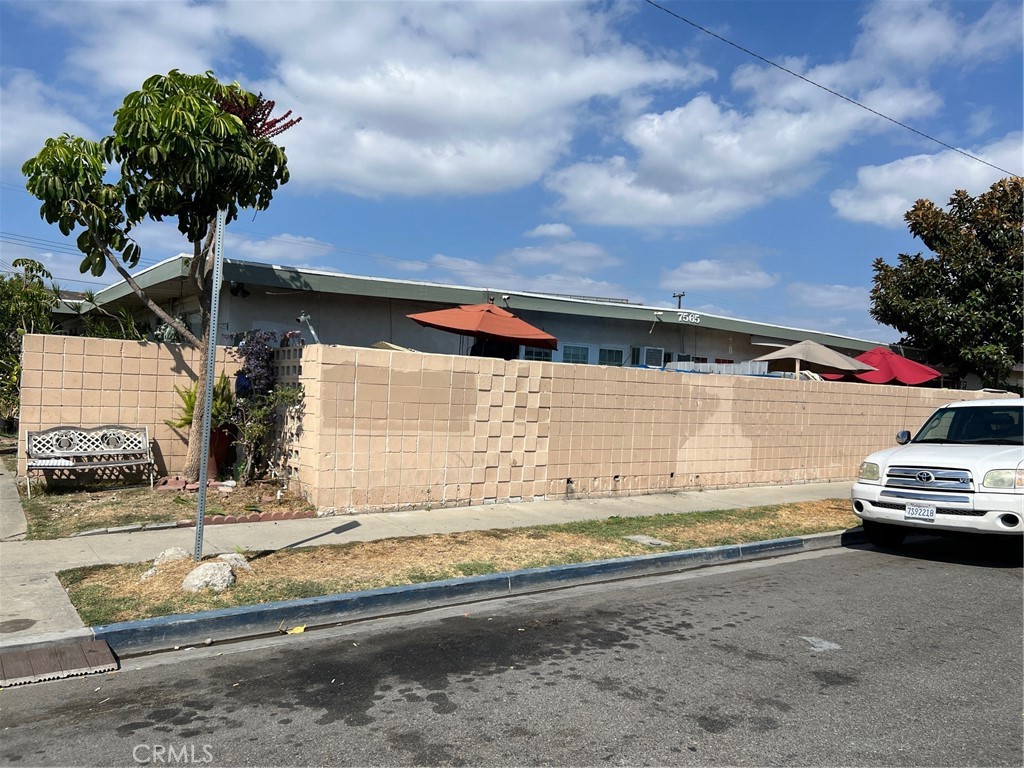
[598,348,625,367]
[561,345,590,365]
[522,347,553,361]
[715,358,734,364]
[693,356,708,364]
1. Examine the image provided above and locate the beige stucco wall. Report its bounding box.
[17,334,238,476]
[18,335,1001,512]
[282,344,997,513]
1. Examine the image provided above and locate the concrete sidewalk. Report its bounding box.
[0,459,853,648]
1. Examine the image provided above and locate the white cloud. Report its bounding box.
[965,108,997,140]
[788,282,869,312]
[232,2,700,196]
[500,241,620,274]
[17,1,702,198]
[853,1,1022,74]
[660,258,778,291]
[548,67,937,226]
[384,258,429,273]
[829,133,1023,227]
[545,0,1014,229]
[227,233,337,265]
[524,223,574,239]
[425,243,630,296]
[0,70,95,173]
[26,0,224,95]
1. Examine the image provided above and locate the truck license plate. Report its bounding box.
[905,503,936,522]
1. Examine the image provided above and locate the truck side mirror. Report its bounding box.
[896,430,911,445]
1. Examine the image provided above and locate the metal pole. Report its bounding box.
[194,209,227,562]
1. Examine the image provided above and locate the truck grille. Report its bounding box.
[884,466,974,494]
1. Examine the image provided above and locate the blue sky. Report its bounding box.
[1,0,1021,343]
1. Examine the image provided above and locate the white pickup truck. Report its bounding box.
[852,398,1024,547]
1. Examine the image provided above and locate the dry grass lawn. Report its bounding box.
[20,482,313,539]
[1,433,312,539]
[60,499,859,626]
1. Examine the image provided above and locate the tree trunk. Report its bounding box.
[181,331,211,482]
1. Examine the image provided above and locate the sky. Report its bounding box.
[1,0,1021,344]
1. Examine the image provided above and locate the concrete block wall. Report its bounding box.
[284,344,981,514]
[17,335,237,476]
[288,346,551,512]
[18,335,995,514]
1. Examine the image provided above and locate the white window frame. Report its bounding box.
[520,346,553,361]
[548,343,630,366]
[559,343,591,365]
[597,346,628,367]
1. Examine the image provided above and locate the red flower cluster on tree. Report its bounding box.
[217,91,302,139]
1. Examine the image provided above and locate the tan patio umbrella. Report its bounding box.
[753,340,877,376]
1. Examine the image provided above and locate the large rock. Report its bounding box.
[217,553,252,572]
[154,547,191,567]
[182,562,235,593]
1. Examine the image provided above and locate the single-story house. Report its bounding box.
[54,253,952,383]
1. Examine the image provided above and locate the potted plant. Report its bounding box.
[166,372,237,477]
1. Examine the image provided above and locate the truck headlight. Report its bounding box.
[859,462,880,482]
[982,469,1024,489]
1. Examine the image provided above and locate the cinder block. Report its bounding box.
[322,364,356,384]
[390,369,421,388]
[421,370,450,389]
[321,346,356,366]
[355,348,391,368]
[21,334,45,354]
[21,369,42,390]
[42,335,65,354]
[22,351,44,372]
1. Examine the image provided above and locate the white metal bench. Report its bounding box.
[25,425,155,498]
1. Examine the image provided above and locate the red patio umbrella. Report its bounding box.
[407,303,558,350]
[822,347,941,385]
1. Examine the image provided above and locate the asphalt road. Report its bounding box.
[1,537,1021,767]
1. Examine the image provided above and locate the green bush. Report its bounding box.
[166,372,235,429]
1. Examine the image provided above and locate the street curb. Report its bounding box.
[0,627,93,654]
[84,528,865,657]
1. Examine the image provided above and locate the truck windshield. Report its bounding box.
[915,406,1024,445]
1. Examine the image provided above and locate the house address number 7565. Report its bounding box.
[678,312,701,324]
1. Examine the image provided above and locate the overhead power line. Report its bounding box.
[643,0,1020,177]
[0,231,164,268]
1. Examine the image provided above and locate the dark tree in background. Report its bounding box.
[870,177,1023,389]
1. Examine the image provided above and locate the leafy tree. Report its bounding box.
[0,259,56,428]
[64,291,151,341]
[22,70,300,479]
[870,177,1023,389]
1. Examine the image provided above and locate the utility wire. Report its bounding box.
[643,0,1020,177]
